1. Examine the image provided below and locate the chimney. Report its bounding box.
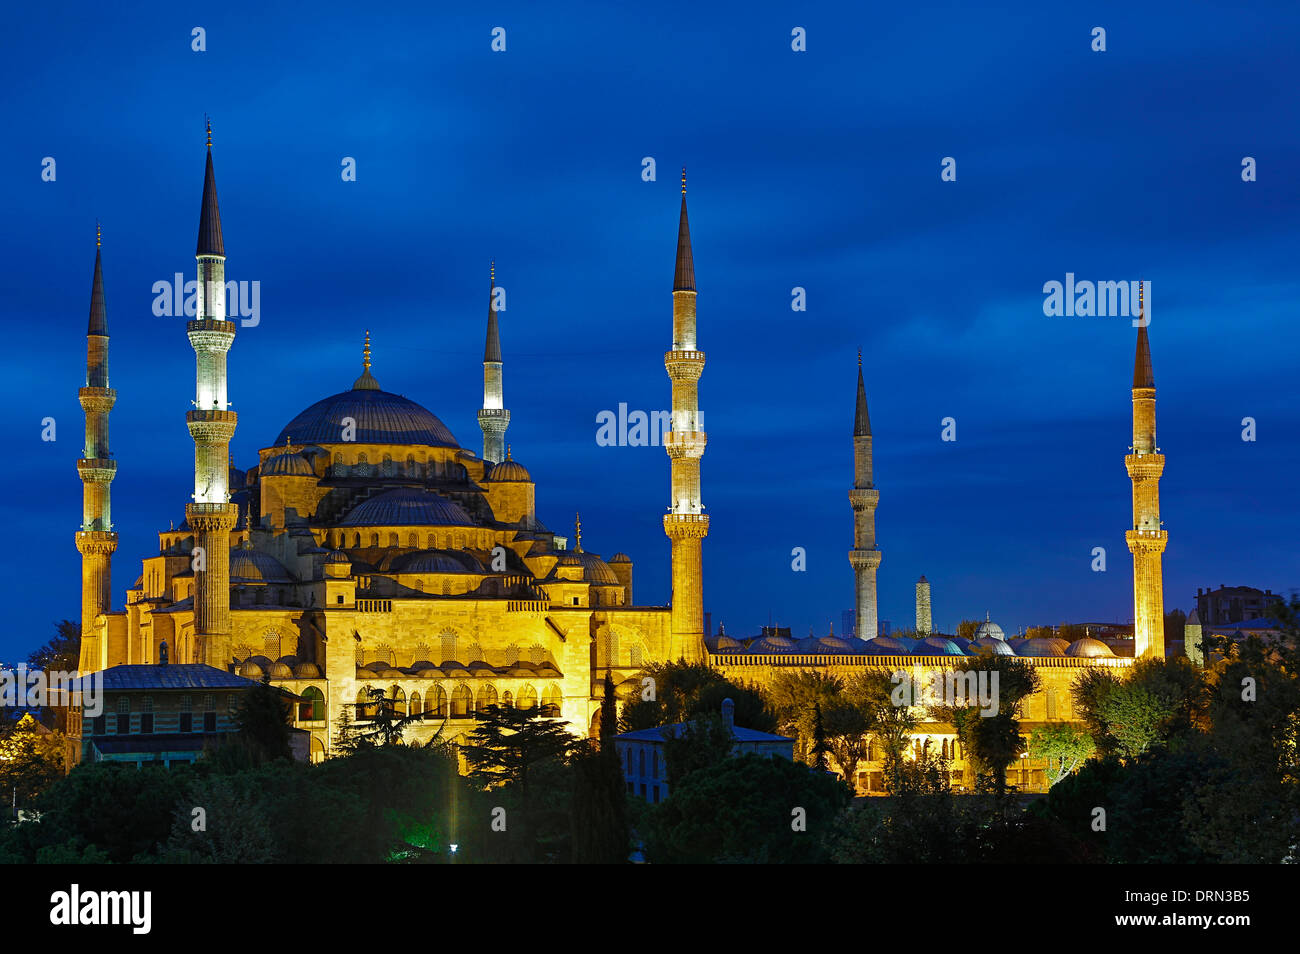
[721,697,735,731]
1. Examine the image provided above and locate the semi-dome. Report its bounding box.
[274,386,458,448]
[553,549,619,585]
[485,458,532,482]
[914,636,965,656]
[609,553,632,564]
[1017,637,1066,657]
[1066,637,1115,658]
[340,488,473,527]
[398,549,486,574]
[229,547,293,583]
[262,450,315,476]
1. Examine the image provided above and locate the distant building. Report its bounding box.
[1195,585,1282,626]
[68,663,302,768]
[613,698,794,803]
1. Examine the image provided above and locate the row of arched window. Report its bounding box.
[330,453,466,481]
[355,683,562,720]
[329,529,487,550]
[354,641,551,668]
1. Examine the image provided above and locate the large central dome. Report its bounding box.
[274,387,459,448]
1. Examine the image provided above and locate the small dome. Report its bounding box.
[341,488,473,528]
[863,635,913,654]
[974,619,1006,641]
[710,634,744,652]
[749,635,798,653]
[229,548,292,583]
[486,459,532,482]
[1017,637,1066,657]
[238,661,264,679]
[267,661,293,678]
[553,550,619,585]
[262,450,315,477]
[1066,636,1115,658]
[818,636,857,653]
[970,636,1015,656]
[609,553,632,564]
[293,662,321,678]
[947,636,972,651]
[914,636,965,656]
[324,550,351,565]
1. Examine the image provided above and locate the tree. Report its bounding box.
[765,669,843,762]
[1029,722,1095,787]
[956,619,981,640]
[933,651,1041,795]
[234,679,294,762]
[0,719,67,811]
[570,672,629,863]
[810,703,830,771]
[618,661,775,734]
[461,705,574,795]
[661,713,735,789]
[844,670,917,793]
[1072,656,1204,759]
[643,753,851,863]
[341,686,430,749]
[822,703,870,790]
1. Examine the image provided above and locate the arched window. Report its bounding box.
[298,686,325,721]
[370,533,379,547]
[263,632,281,660]
[440,632,458,662]
[528,644,547,665]
[390,685,407,717]
[517,685,538,711]
[451,685,473,718]
[370,645,392,666]
[414,643,431,664]
[355,646,365,667]
[427,685,447,717]
[501,690,513,708]
[388,532,398,547]
[355,687,375,721]
[1046,689,1058,720]
[406,454,416,476]
[477,684,498,714]
[541,685,562,717]
[408,533,418,548]
[638,749,645,776]
[629,643,645,667]
[504,644,520,665]
[409,690,421,714]
[465,642,484,663]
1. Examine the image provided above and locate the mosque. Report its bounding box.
[72,127,1162,788]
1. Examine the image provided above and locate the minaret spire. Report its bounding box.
[664,174,709,661]
[186,121,239,668]
[848,355,881,639]
[353,329,380,389]
[478,260,509,464]
[77,227,119,674]
[1125,280,1166,659]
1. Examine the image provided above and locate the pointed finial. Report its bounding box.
[205,115,212,149]
[681,166,687,195]
[96,220,101,248]
[857,348,862,368]
[506,444,512,460]
[490,259,495,283]
[574,512,582,550]
[363,329,371,371]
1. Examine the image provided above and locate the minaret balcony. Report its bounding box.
[77,387,117,412]
[186,409,238,443]
[663,431,707,458]
[77,458,117,481]
[664,351,706,380]
[848,488,879,510]
[1125,528,1168,553]
[1124,454,1165,479]
[186,318,236,336]
[663,513,710,539]
[75,529,119,554]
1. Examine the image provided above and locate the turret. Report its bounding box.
[185,118,240,668]
[1125,282,1167,659]
[848,352,881,639]
[663,169,709,662]
[76,224,119,673]
[478,261,510,464]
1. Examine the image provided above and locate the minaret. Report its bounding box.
[1125,282,1166,659]
[478,261,509,464]
[663,168,708,663]
[915,575,932,635]
[76,224,118,673]
[848,352,881,639]
[185,118,239,669]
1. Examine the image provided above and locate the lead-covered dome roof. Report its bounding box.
[274,387,459,448]
[340,488,474,527]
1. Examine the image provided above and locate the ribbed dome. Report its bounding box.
[914,636,965,656]
[609,553,632,564]
[262,450,314,476]
[324,550,351,565]
[340,488,473,527]
[974,620,1006,640]
[1066,636,1115,658]
[749,635,798,653]
[293,662,321,678]
[238,661,264,679]
[398,549,486,574]
[710,635,744,652]
[862,636,911,655]
[554,550,619,585]
[229,547,292,582]
[486,459,532,482]
[274,388,458,447]
[970,636,1015,655]
[817,636,858,653]
[267,661,293,678]
[1017,637,1066,657]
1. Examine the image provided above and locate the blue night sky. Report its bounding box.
[2,2,1298,660]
